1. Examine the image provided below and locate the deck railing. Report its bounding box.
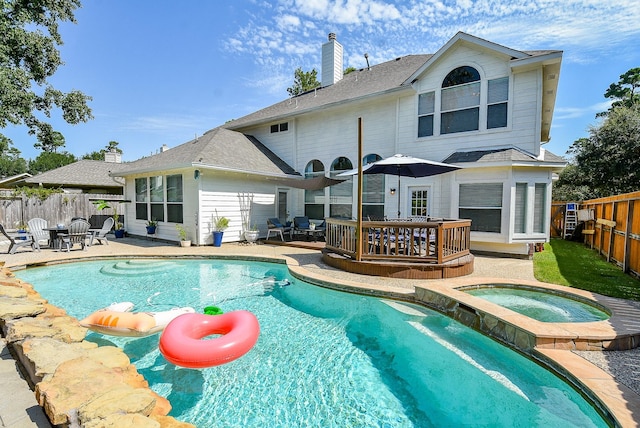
[325,218,471,264]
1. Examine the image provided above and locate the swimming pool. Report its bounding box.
[16,259,608,427]
[464,285,610,323]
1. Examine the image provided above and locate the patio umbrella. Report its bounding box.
[339,153,461,217]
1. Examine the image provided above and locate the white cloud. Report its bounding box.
[555,101,613,120]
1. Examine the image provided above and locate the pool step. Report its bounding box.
[100,260,179,276]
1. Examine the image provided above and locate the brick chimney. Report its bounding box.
[321,32,343,87]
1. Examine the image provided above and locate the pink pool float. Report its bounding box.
[159,309,260,368]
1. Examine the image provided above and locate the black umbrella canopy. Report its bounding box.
[338,154,462,218]
[363,154,461,177]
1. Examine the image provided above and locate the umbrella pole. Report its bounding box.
[397,175,401,218]
[356,118,364,261]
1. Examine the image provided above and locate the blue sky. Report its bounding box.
[5,0,640,162]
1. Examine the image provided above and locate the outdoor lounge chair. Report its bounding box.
[89,217,114,246]
[27,218,49,248]
[57,219,90,252]
[0,223,39,254]
[266,218,292,241]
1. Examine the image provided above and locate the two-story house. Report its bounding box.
[113,32,564,256]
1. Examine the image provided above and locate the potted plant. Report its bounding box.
[175,224,191,247]
[93,199,125,237]
[15,221,28,240]
[113,213,125,238]
[211,212,229,247]
[146,219,158,235]
[244,223,259,243]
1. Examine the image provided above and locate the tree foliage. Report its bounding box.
[28,150,76,175]
[0,134,27,176]
[554,67,640,201]
[82,140,122,160]
[287,67,320,96]
[0,0,93,148]
[598,67,640,117]
[554,105,640,200]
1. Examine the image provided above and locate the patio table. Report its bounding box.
[44,226,68,250]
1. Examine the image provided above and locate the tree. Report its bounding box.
[82,140,123,160]
[29,151,76,175]
[561,105,640,198]
[287,67,320,96]
[34,130,66,153]
[598,67,640,117]
[0,135,27,177]
[0,0,93,149]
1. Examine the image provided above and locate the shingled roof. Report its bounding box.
[23,160,126,189]
[225,54,432,130]
[113,127,299,178]
[225,32,561,131]
[443,147,566,165]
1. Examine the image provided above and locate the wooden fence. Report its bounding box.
[554,191,640,278]
[0,192,126,230]
[580,191,640,278]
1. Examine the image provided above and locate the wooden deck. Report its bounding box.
[263,223,474,279]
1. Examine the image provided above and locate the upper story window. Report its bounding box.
[418,66,509,138]
[441,66,480,134]
[270,122,289,133]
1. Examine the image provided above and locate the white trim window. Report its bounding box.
[459,183,503,233]
[514,182,547,235]
[135,174,183,223]
[417,66,509,138]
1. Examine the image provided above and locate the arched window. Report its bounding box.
[441,66,481,134]
[362,154,385,219]
[304,160,325,219]
[330,157,353,218]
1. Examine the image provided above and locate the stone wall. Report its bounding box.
[0,267,194,428]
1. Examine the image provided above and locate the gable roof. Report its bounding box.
[0,172,32,187]
[113,127,300,178]
[23,160,126,189]
[226,32,562,134]
[225,54,431,130]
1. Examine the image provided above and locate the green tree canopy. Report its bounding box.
[28,151,76,175]
[598,67,640,116]
[287,67,320,96]
[555,105,640,200]
[82,140,123,160]
[0,0,93,148]
[0,134,27,177]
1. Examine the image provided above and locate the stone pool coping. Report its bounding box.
[1,241,639,427]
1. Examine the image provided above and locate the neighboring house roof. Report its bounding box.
[23,160,126,189]
[443,147,566,167]
[226,32,562,136]
[113,127,300,178]
[0,172,32,187]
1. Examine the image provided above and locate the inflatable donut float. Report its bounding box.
[159,310,260,368]
[80,304,195,337]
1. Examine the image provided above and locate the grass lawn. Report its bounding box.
[533,239,640,301]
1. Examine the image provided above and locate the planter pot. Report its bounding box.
[179,240,191,247]
[17,229,27,240]
[114,229,125,238]
[212,231,224,247]
[146,226,157,234]
[244,230,259,242]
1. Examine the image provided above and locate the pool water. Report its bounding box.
[466,286,610,323]
[16,260,607,427]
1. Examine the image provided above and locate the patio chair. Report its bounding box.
[27,218,49,248]
[57,219,91,252]
[89,216,114,246]
[293,216,310,239]
[0,223,39,254]
[266,218,292,241]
